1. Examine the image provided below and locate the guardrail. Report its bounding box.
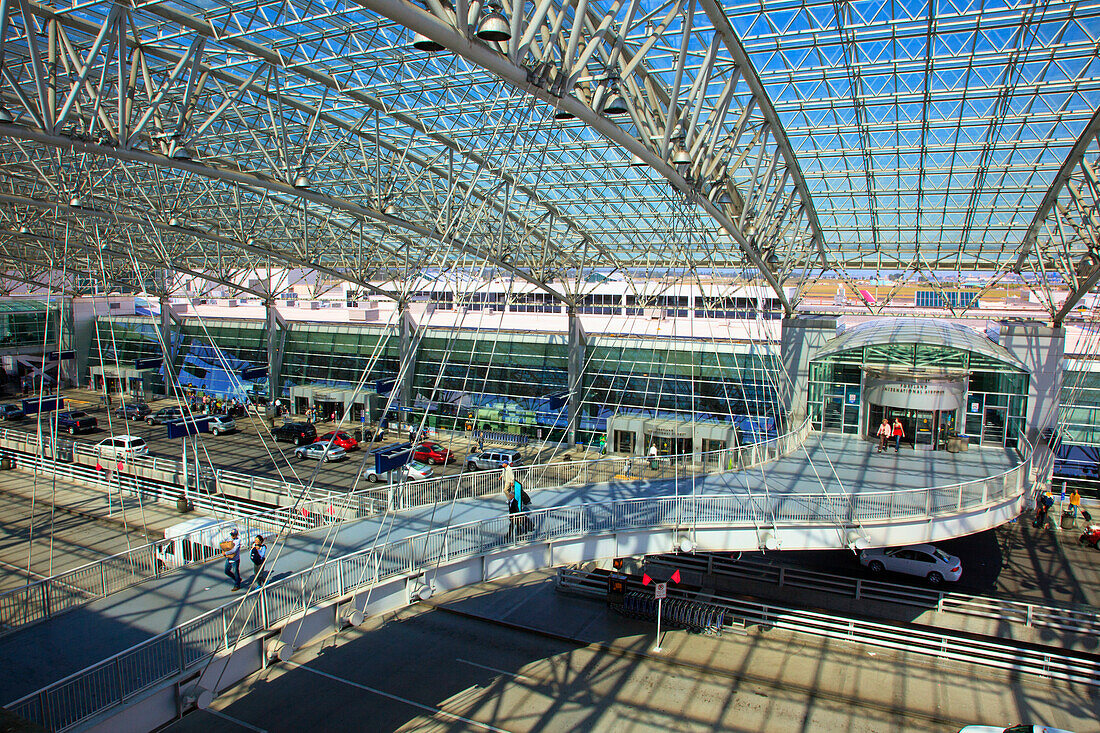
[646,554,1100,637]
[0,419,815,636]
[7,470,1031,731]
[557,568,1100,688]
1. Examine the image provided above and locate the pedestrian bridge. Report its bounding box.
[3,433,1030,732]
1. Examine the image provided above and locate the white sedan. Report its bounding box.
[363,460,434,483]
[293,441,347,462]
[859,544,962,584]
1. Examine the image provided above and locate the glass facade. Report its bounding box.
[1055,366,1100,495]
[0,300,63,349]
[86,315,782,446]
[809,342,1028,447]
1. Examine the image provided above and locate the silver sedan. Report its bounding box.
[293,441,347,462]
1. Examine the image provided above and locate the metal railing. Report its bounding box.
[0,419,815,635]
[7,465,1031,730]
[557,568,1100,688]
[645,554,1100,637]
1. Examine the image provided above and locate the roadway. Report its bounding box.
[160,569,1098,733]
[0,488,160,593]
[0,432,1023,706]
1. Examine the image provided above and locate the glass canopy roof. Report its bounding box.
[0,0,1095,316]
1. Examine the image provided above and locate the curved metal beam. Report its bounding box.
[356,0,796,314]
[0,124,568,302]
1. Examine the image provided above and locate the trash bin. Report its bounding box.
[0,456,11,470]
[354,428,364,441]
[1060,511,1076,530]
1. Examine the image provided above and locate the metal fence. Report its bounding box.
[7,455,1032,730]
[0,419,815,635]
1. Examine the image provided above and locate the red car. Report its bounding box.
[413,442,455,465]
[315,431,359,451]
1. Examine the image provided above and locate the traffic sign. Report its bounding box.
[654,582,667,599]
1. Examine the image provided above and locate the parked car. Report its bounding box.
[146,406,183,425]
[413,442,455,465]
[0,404,25,421]
[363,460,434,483]
[859,544,962,584]
[294,441,347,462]
[208,414,236,436]
[114,403,151,421]
[273,422,317,446]
[95,435,149,459]
[963,721,1073,726]
[316,431,358,451]
[465,449,522,472]
[403,460,434,480]
[55,410,97,435]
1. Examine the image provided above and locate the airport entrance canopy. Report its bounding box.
[0,0,1095,320]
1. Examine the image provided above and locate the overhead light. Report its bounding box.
[170,146,192,161]
[602,91,628,116]
[678,537,695,554]
[758,530,779,551]
[554,107,575,120]
[293,173,310,189]
[412,32,445,52]
[630,153,648,167]
[169,217,181,227]
[384,204,398,216]
[672,148,691,165]
[718,227,730,237]
[69,196,83,208]
[846,530,870,551]
[0,107,14,124]
[476,3,511,41]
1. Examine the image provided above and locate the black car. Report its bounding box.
[146,406,183,425]
[55,410,98,435]
[114,403,151,421]
[0,404,25,421]
[272,422,317,446]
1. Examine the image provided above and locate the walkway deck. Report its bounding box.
[0,434,1021,705]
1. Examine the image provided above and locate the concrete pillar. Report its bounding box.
[567,306,586,446]
[398,301,416,418]
[265,301,284,419]
[998,321,1065,486]
[779,316,838,428]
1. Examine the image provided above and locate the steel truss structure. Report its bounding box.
[0,0,1095,318]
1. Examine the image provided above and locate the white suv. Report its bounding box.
[465,449,522,471]
[95,435,149,459]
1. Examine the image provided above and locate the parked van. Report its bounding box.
[156,516,232,569]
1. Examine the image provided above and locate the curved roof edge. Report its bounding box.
[811,318,1026,371]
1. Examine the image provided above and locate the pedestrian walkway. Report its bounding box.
[0,434,1024,707]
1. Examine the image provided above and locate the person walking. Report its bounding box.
[648,443,659,470]
[1069,489,1081,518]
[891,418,905,453]
[222,528,242,591]
[876,418,891,453]
[501,460,515,495]
[507,481,532,537]
[250,535,268,583]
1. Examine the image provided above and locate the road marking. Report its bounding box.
[285,661,511,733]
[455,658,535,683]
[205,708,269,733]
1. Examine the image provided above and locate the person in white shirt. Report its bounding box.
[648,444,659,469]
[223,528,242,591]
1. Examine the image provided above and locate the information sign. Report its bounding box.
[654,582,667,600]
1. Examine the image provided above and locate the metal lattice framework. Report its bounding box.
[0,0,1096,316]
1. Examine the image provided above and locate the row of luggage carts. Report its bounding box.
[614,591,726,636]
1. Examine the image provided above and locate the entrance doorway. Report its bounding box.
[868,405,945,450]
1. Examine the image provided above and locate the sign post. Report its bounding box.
[653,582,667,651]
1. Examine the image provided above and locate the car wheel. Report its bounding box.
[927,571,944,585]
[466,462,476,471]
[367,473,379,483]
[321,456,329,463]
[867,560,884,575]
[146,419,154,425]
[212,428,220,436]
[68,426,76,435]
[433,458,441,465]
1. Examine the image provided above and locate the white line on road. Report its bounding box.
[205,707,269,733]
[285,661,512,733]
[455,658,535,683]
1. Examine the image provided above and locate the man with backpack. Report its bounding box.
[507,481,533,538]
